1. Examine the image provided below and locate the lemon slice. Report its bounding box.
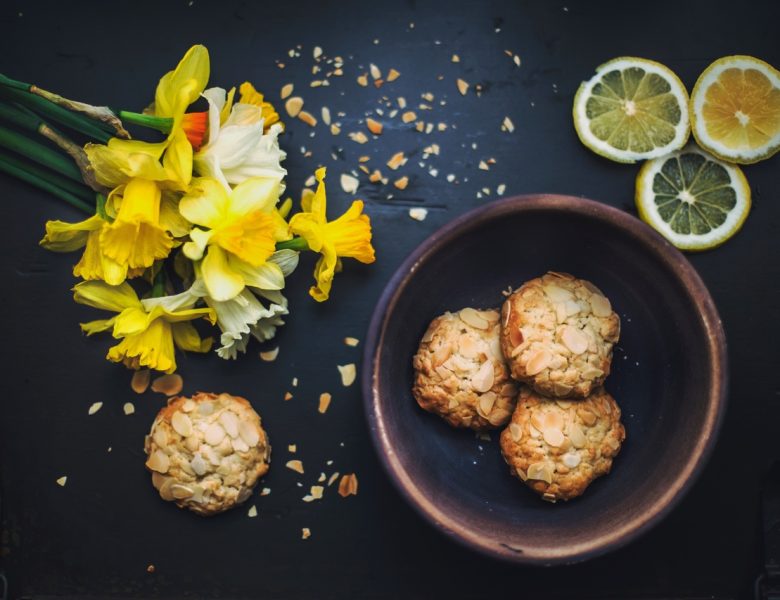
[635,146,750,251]
[690,55,780,164]
[573,57,690,163]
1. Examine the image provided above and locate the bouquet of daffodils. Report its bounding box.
[0,45,375,373]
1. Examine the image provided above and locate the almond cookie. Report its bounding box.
[144,392,271,516]
[500,272,620,398]
[499,386,625,502]
[412,308,518,430]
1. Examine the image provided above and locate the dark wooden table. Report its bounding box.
[1,0,779,598]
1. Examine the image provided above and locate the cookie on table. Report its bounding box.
[499,386,625,502]
[412,308,518,430]
[500,272,620,398]
[144,392,271,516]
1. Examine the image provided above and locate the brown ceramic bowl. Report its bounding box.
[362,194,727,565]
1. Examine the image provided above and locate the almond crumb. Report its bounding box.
[366,118,383,135]
[318,392,332,414]
[298,111,317,127]
[302,528,311,540]
[337,363,357,386]
[409,207,428,221]
[451,54,460,63]
[56,476,67,487]
[285,96,303,117]
[456,78,469,95]
[286,460,304,474]
[401,111,417,123]
[280,83,294,99]
[369,170,382,183]
[284,392,293,401]
[260,347,279,362]
[356,73,368,87]
[386,68,401,81]
[479,160,489,171]
[321,106,331,126]
[348,131,369,144]
[88,402,103,415]
[369,63,381,79]
[340,173,359,194]
[393,176,409,190]
[123,402,135,415]
[502,116,515,133]
[344,337,360,347]
[338,473,359,497]
[247,505,258,518]
[131,369,150,394]
[386,152,407,170]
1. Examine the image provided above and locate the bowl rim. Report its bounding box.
[361,193,728,566]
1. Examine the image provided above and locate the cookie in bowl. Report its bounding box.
[412,308,518,430]
[144,392,271,516]
[499,386,625,502]
[500,272,620,398]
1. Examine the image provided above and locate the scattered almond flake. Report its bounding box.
[401,111,417,123]
[123,402,135,416]
[487,157,496,165]
[386,152,407,170]
[88,402,103,415]
[280,83,294,99]
[247,505,258,518]
[369,170,382,183]
[261,487,271,496]
[409,207,428,221]
[446,174,456,183]
[333,68,343,76]
[358,156,370,163]
[337,363,357,386]
[421,92,434,102]
[514,54,522,67]
[477,432,492,441]
[147,564,156,574]
[288,444,297,453]
[423,143,440,156]
[298,111,317,127]
[482,187,491,195]
[131,369,150,394]
[497,183,507,195]
[304,175,316,187]
[356,73,368,87]
[107,446,112,452]
[285,96,304,118]
[358,165,370,175]
[373,79,384,89]
[502,116,515,133]
[288,49,295,58]
[311,65,321,75]
[344,337,360,347]
[393,176,409,190]
[330,124,341,135]
[338,473,359,497]
[437,123,447,131]
[302,528,311,540]
[369,63,381,79]
[151,373,183,396]
[429,168,439,177]
[418,103,432,111]
[313,46,323,59]
[328,472,340,486]
[366,118,383,135]
[302,494,315,502]
[292,377,299,387]
[56,476,67,487]
[451,54,460,63]
[479,160,490,171]
[348,131,369,144]
[326,460,334,465]
[456,78,469,95]
[318,392,332,414]
[284,392,293,401]
[386,68,400,82]
[321,106,331,126]
[415,121,424,132]
[425,123,434,134]
[310,485,324,500]
[340,173,359,194]
[286,460,304,474]
[397,96,407,109]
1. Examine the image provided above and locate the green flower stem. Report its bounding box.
[0,73,31,92]
[0,84,111,143]
[151,268,166,297]
[275,237,309,251]
[0,150,94,202]
[0,153,92,213]
[118,110,172,134]
[0,124,84,183]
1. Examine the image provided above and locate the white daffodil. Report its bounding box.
[188,249,299,359]
[193,87,286,191]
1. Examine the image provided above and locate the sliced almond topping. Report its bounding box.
[366,117,383,135]
[393,176,409,190]
[456,78,469,95]
[542,412,564,430]
[589,294,612,317]
[553,382,573,397]
[340,173,359,194]
[509,325,524,347]
[337,364,356,387]
[219,410,240,438]
[338,473,359,497]
[472,361,495,393]
[515,467,527,481]
[280,83,294,99]
[525,348,553,375]
[562,452,581,469]
[131,369,150,394]
[260,347,279,362]
[286,459,304,474]
[386,68,401,81]
[527,462,553,484]
[238,421,260,447]
[509,422,523,442]
[88,402,103,415]
[151,374,183,396]
[577,407,598,427]
[543,427,565,447]
[171,484,194,500]
[318,392,332,413]
[285,96,303,117]
[432,343,452,366]
[171,411,193,437]
[386,151,407,170]
[146,450,170,474]
[298,110,317,127]
[344,337,360,347]
[458,307,489,330]
[488,409,511,426]
[561,326,588,355]
[568,423,587,448]
[478,391,496,416]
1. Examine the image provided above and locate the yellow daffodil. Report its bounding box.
[73,280,215,373]
[180,176,291,301]
[288,167,376,302]
[238,82,282,131]
[194,86,286,190]
[100,178,174,270]
[85,45,210,191]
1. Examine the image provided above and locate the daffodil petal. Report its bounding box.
[172,321,212,353]
[183,227,213,261]
[154,45,210,119]
[113,306,154,337]
[269,249,299,277]
[159,193,192,238]
[107,318,177,373]
[201,245,245,301]
[163,128,193,189]
[202,87,226,147]
[72,280,141,312]
[40,214,103,252]
[80,316,116,336]
[179,178,230,228]
[229,256,285,290]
